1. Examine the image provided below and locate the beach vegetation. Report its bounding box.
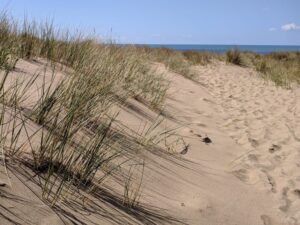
[0,12,173,209]
[226,48,243,65]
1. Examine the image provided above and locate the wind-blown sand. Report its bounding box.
[1,59,300,224]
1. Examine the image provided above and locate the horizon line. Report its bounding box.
[121,43,300,47]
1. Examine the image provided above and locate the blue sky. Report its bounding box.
[1,0,300,45]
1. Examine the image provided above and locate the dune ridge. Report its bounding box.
[1,59,300,224]
[1,6,300,225]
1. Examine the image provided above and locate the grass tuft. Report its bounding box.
[226,48,243,65]
[0,12,175,208]
[183,51,213,65]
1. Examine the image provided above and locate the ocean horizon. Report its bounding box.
[134,44,300,54]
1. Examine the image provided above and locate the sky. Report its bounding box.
[1,0,300,45]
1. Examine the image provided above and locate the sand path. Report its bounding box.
[192,61,300,224]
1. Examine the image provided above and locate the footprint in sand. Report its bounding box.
[248,137,260,148]
[231,168,260,184]
[248,154,260,162]
[279,187,292,212]
[232,168,249,182]
[196,122,207,128]
[260,215,273,225]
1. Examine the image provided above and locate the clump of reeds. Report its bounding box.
[127,46,220,80]
[255,59,268,74]
[138,47,196,79]
[250,51,300,87]
[183,51,213,65]
[0,11,175,207]
[123,163,144,208]
[226,48,243,65]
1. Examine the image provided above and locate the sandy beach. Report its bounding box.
[0,57,299,225]
[1,0,300,224]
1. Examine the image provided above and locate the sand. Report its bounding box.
[1,59,300,224]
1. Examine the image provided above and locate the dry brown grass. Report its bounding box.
[244,51,300,87]
[0,12,173,207]
[134,46,217,80]
[226,48,243,65]
[182,51,214,65]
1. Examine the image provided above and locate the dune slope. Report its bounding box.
[1,60,300,225]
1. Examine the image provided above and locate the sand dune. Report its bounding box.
[1,59,300,224]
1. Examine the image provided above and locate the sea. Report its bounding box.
[140,44,300,54]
